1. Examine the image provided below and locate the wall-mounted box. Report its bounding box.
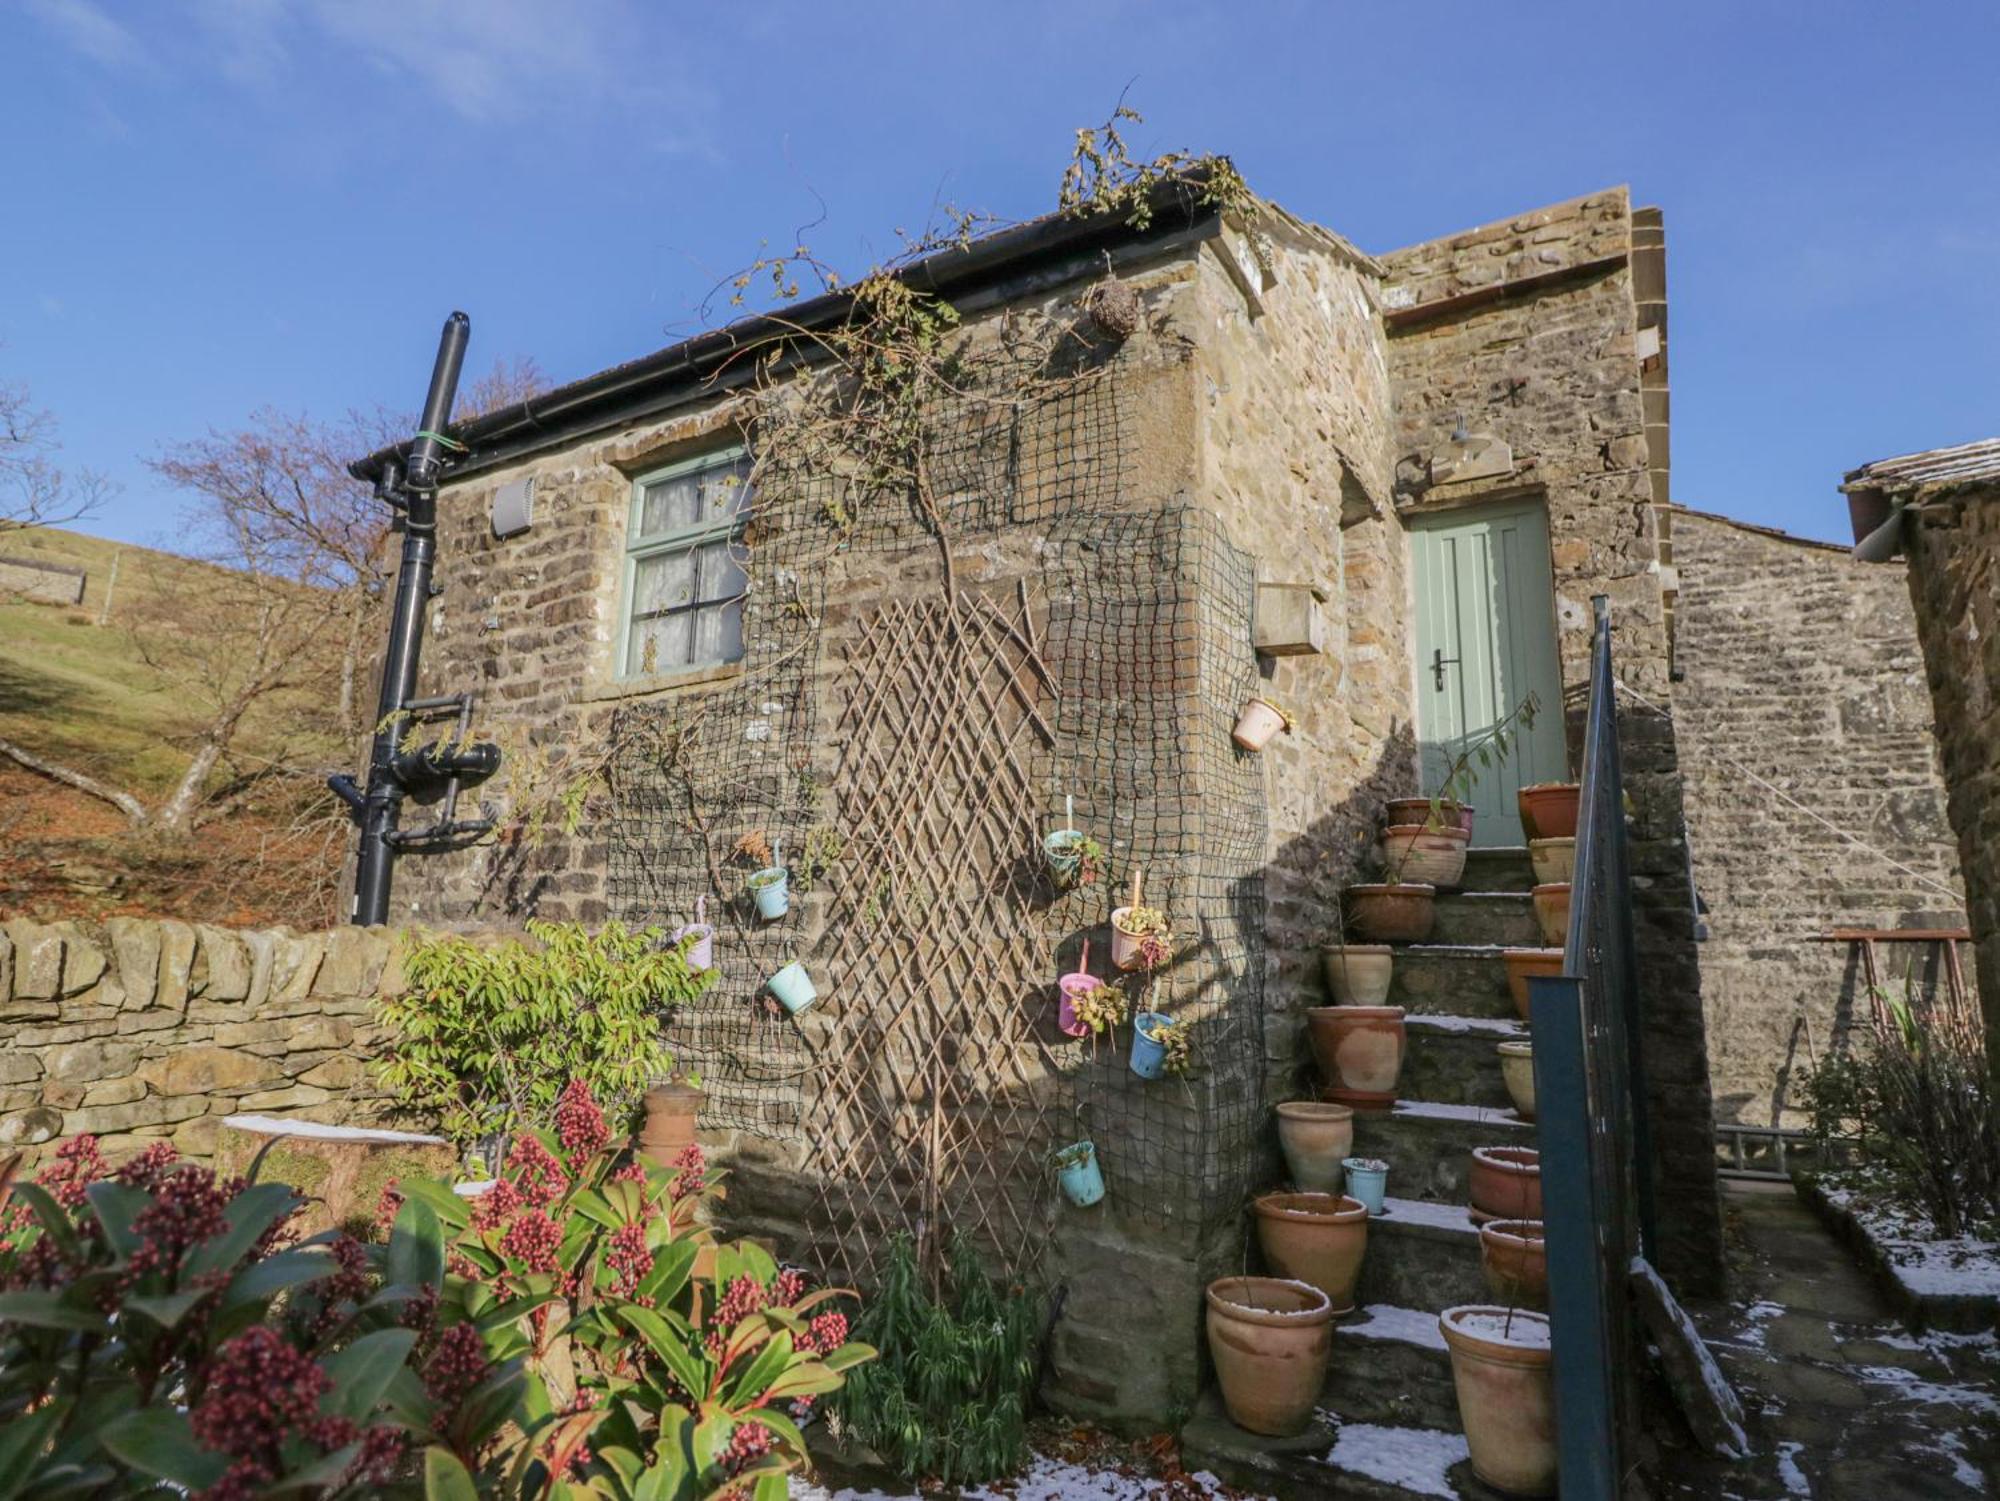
[1253,580,1328,657]
[491,477,535,539]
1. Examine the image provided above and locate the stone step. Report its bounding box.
[1179,1388,1486,1501]
[1398,1015,1525,1109]
[1355,1197,1489,1314]
[1322,1303,1461,1431]
[1462,845,1534,892]
[1423,892,1545,949]
[1387,945,1520,1019]
[1350,1100,1536,1204]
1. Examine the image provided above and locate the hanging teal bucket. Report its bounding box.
[749,868,790,920]
[1054,1141,1105,1207]
[1342,1156,1389,1215]
[768,962,818,1016]
[1044,829,1086,881]
[1130,1012,1172,1080]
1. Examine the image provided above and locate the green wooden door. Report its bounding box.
[1410,500,1568,847]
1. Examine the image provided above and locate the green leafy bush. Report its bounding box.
[831,1235,1040,1488]
[380,920,716,1145]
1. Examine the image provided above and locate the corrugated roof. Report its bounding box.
[1841,438,2000,495]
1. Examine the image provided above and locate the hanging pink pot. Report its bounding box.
[1057,940,1100,1039]
[1232,698,1290,752]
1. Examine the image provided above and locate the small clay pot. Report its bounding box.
[639,1081,705,1167]
[1501,948,1565,1021]
[1497,1041,1536,1120]
[1233,698,1289,752]
[1275,1101,1354,1193]
[1517,783,1580,842]
[1531,883,1570,947]
[1468,1146,1542,1224]
[1387,797,1474,836]
[1345,884,1436,944]
[1478,1219,1547,1309]
[1306,1006,1406,1109]
[1253,1192,1370,1316]
[1204,1276,1335,1437]
[1528,837,1575,886]
[1439,1305,1556,1496]
[1380,824,1471,888]
[1322,944,1393,1006]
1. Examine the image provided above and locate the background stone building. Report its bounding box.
[345,176,1726,1420]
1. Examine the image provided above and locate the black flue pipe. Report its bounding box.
[346,312,470,924]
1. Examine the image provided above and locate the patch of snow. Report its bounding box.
[1936,1429,1984,1490]
[1345,1304,1449,1351]
[1861,1326,2000,1356]
[1722,1300,1787,1350]
[1391,1100,1529,1128]
[1404,1015,1524,1038]
[1326,1422,1467,1498]
[787,1453,1254,1501]
[1377,1197,1477,1235]
[220,1115,446,1145]
[1401,943,1507,957]
[1847,1366,2000,1418]
[1774,1441,1811,1496]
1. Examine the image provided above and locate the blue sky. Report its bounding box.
[3,1,1996,547]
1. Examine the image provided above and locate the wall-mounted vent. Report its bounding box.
[491,477,534,539]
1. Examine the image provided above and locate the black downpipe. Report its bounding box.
[341,313,470,925]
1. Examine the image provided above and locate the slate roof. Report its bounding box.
[1842,438,2000,496]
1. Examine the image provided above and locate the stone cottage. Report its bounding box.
[347,176,1725,1427]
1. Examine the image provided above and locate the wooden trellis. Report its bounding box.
[804,588,1070,1289]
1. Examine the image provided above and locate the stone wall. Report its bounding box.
[0,918,402,1164]
[1379,188,1726,1294]
[0,554,86,606]
[1900,488,2000,1086]
[1671,509,1969,1125]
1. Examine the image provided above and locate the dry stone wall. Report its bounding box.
[0,918,409,1165]
[1671,510,1969,1125]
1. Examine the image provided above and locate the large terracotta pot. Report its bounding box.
[1345,884,1436,944]
[1478,1219,1548,1309]
[1306,1006,1406,1109]
[1322,944,1393,1006]
[1380,824,1471,888]
[1204,1276,1335,1437]
[1254,1192,1370,1315]
[1275,1101,1354,1193]
[1439,1305,1557,1496]
[639,1081,706,1168]
[1387,797,1474,836]
[1497,1041,1536,1120]
[1501,948,1565,1022]
[1517,783,1580,842]
[1468,1146,1542,1224]
[1531,883,1571,947]
[1528,837,1575,886]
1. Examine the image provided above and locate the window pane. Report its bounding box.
[629,610,692,676]
[632,549,696,617]
[695,539,747,604]
[639,474,701,537]
[692,598,744,665]
[704,460,754,523]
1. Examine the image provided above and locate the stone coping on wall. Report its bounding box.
[1796,1171,2000,1333]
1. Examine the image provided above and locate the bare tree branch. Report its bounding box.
[0,737,149,824]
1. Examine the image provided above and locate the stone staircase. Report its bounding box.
[1182,847,1543,1499]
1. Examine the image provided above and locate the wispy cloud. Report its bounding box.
[24,0,146,70]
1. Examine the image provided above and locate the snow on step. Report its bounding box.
[1325,1423,1469,1500]
[1403,1014,1524,1038]
[1390,1099,1530,1127]
[1343,1303,1448,1352]
[1375,1197,1478,1236]
[796,1453,1257,1501]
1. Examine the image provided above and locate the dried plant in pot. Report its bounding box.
[1056,938,1104,1038]
[1042,795,1105,888]
[1132,1013,1195,1081]
[1380,822,1471,889]
[1387,795,1474,835]
[1110,867,1174,972]
[1204,1276,1335,1437]
[1253,1191,1370,1316]
[747,863,791,919]
[1053,1139,1106,1206]
[1344,883,1436,943]
[1068,977,1129,1041]
[1232,695,1295,752]
[1438,1304,1557,1496]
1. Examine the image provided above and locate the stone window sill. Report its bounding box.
[581,660,746,703]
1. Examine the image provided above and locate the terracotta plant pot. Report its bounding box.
[1517,782,1580,842]
[639,1081,706,1167]
[1468,1146,1542,1224]
[1386,797,1474,836]
[1253,1192,1370,1316]
[1497,1041,1536,1120]
[1478,1219,1548,1309]
[1275,1101,1354,1193]
[1439,1305,1557,1496]
[1531,883,1570,947]
[1501,948,1564,1021]
[1345,884,1436,943]
[1322,944,1393,1006]
[1306,1006,1405,1109]
[1380,824,1471,889]
[1527,837,1575,886]
[1233,697,1290,752]
[1204,1276,1335,1437]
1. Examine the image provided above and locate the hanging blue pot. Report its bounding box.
[749,867,790,920]
[768,962,818,1016]
[1130,1012,1172,1080]
[1054,1141,1105,1206]
[1044,829,1087,881]
[1342,1156,1389,1215]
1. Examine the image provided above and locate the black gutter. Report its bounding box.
[349,176,1225,486]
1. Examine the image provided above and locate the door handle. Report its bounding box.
[1431,648,1460,692]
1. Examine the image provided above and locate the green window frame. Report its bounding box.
[617,445,754,679]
